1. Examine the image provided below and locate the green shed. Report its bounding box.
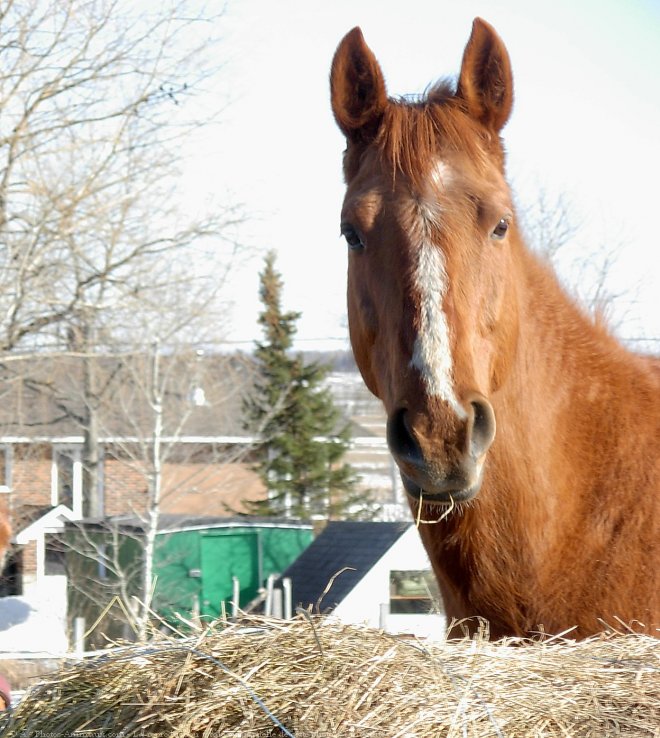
[64,515,313,644]
[153,516,314,620]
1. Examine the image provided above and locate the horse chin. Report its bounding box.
[401,472,482,505]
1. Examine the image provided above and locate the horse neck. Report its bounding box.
[482,233,658,536]
[507,237,650,435]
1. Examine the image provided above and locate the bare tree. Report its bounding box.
[519,188,580,261]
[0,0,241,355]
[0,1,254,641]
[0,0,246,503]
[520,187,630,324]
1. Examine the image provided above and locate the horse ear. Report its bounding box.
[456,18,513,132]
[331,27,388,144]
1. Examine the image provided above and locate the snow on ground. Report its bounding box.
[0,578,68,654]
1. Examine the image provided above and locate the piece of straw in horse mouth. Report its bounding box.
[415,492,456,526]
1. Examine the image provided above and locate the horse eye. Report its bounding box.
[491,218,509,241]
[340,222,365,251]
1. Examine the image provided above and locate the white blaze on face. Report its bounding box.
[409,161,467,419]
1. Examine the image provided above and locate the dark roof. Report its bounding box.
[280,521,411,613]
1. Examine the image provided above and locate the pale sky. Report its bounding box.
[182,0,660,352]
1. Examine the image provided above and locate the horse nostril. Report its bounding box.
[469,396,496,458]
[386,408,422,463]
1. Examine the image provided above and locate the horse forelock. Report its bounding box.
[374,84,493,192]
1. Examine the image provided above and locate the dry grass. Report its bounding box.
[2,615,659,737]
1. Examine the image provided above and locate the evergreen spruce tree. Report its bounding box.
[243,251,368,519]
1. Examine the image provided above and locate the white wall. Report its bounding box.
[332,527,446,639]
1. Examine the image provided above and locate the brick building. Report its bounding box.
[0,352,265,600]
[0,350,403,651]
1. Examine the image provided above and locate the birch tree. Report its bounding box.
[51,345,260,643]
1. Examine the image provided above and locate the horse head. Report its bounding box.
[331,19,520,505]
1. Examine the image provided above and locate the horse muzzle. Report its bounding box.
[400,466,484,504]
[386,395,495,505]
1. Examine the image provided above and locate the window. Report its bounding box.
[55,450,74,508]
[52,446,83,516]
[44,538,67,577]
[0,444,12,491]
[0,548,22,597]
[97,543,107,579]
[389,570,438,614]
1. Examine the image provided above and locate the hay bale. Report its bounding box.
[2,616,658,737]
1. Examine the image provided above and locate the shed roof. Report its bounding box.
[65,514,313,535]
[280,521,411,612]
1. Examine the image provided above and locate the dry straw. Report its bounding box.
[2,615,658,737]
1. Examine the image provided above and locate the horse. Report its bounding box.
[330,18,659,639]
